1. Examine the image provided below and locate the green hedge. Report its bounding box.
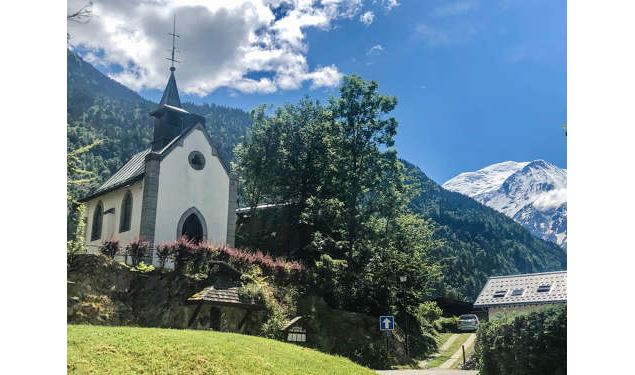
[474,304,566,375]
[434,316,459,333]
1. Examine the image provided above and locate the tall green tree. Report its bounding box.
[67,139,101,241]
[235,75,441,315]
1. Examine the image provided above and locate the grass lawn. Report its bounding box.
[425,333,472,369]
[68,325,374,375]
[435,333,453,348]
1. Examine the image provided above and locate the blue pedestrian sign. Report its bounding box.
[379,315,395,331]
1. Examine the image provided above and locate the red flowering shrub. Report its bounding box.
[156,241,176,270]
[99,239,120,259]
[126,238,150,267]
[153,239,304,277]
[174,236,197,273]
[210,244,305,276]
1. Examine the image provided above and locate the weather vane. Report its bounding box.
[166,14,180,71]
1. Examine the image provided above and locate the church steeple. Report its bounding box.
[159,15,182,108]
[150,15,187,151]
[158,15,182,109]
[149,15,204,151]
[158,68,182,108]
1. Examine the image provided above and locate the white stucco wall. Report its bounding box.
[84,180,144,254]
[153,128,230,246]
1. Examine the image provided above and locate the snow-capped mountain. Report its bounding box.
[443,160,567,249]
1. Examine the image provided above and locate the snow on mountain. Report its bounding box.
[443,160,567,249]
[441,161,529,198]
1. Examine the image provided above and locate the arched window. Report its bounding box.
[119,191,133,232]
[91,201,103,241]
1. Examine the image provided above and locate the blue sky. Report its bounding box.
[73,0,566,184]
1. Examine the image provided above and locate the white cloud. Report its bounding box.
[367,44,384,56]
[416,23,477,46]
[383,0,399,11]
[431,1,478,18]
[359,11,374,25]
[533,189,567,211]
[66,0,366,95]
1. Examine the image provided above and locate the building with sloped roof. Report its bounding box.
[79,63,237,261]
[474,270,566,320]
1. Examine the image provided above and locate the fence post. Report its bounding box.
[462,344,466,367]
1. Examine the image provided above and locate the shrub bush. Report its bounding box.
[131,261,155,273]
[405,301,443,357]
[434,316,459,333]
[126,238,150,267]
[156,242,175,270]
[152,240,305,279]
[239,269,290,339]
[99,239,120,259]
[174,236,196,273]
[474,304,566,375]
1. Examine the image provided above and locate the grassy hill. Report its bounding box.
[67,325,374,375]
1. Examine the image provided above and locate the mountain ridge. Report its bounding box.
[443,160,567,249]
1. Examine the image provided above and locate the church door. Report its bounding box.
[181,213,204,243]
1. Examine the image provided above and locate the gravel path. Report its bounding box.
[439,333,476,369]
[376,369,477,375]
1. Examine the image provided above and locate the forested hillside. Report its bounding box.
[67,50,252,201]
[404,160,566,300]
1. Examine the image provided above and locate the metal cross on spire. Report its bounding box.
[166,14,180,71]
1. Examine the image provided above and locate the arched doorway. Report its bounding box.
[177,207,207,243]
[182,214,203,242]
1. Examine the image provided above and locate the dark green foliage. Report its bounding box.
[155,243,174,270]
[99,239,120,259]
[434,316,459,333]
[474,305,567,375]
[125,238,150,267]
[403,160,567,300]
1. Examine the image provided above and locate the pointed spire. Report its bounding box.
[158,69,182,107]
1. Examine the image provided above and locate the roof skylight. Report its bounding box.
[537,284,552,293]
[493,290,507,298]
[511,288,525,296]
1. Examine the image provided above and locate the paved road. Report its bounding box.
[376,370,477,375]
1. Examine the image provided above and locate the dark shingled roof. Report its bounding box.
[187,280,263,310]
[80,148,150,202]
[281,316,306,331]
[474,271,567,308]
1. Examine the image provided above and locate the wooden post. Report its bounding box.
[462,344,466,367]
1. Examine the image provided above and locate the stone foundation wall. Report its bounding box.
[67,254,262,333]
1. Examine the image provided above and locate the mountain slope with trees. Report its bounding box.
[404,161,566,300]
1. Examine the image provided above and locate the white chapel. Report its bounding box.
[80,64,238,260]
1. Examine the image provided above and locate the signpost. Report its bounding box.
[379,316,394,331]
[379,315,394,352]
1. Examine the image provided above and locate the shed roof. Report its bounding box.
[473,270,567,308]
[281,316,306,331]
[187,280,263,310]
